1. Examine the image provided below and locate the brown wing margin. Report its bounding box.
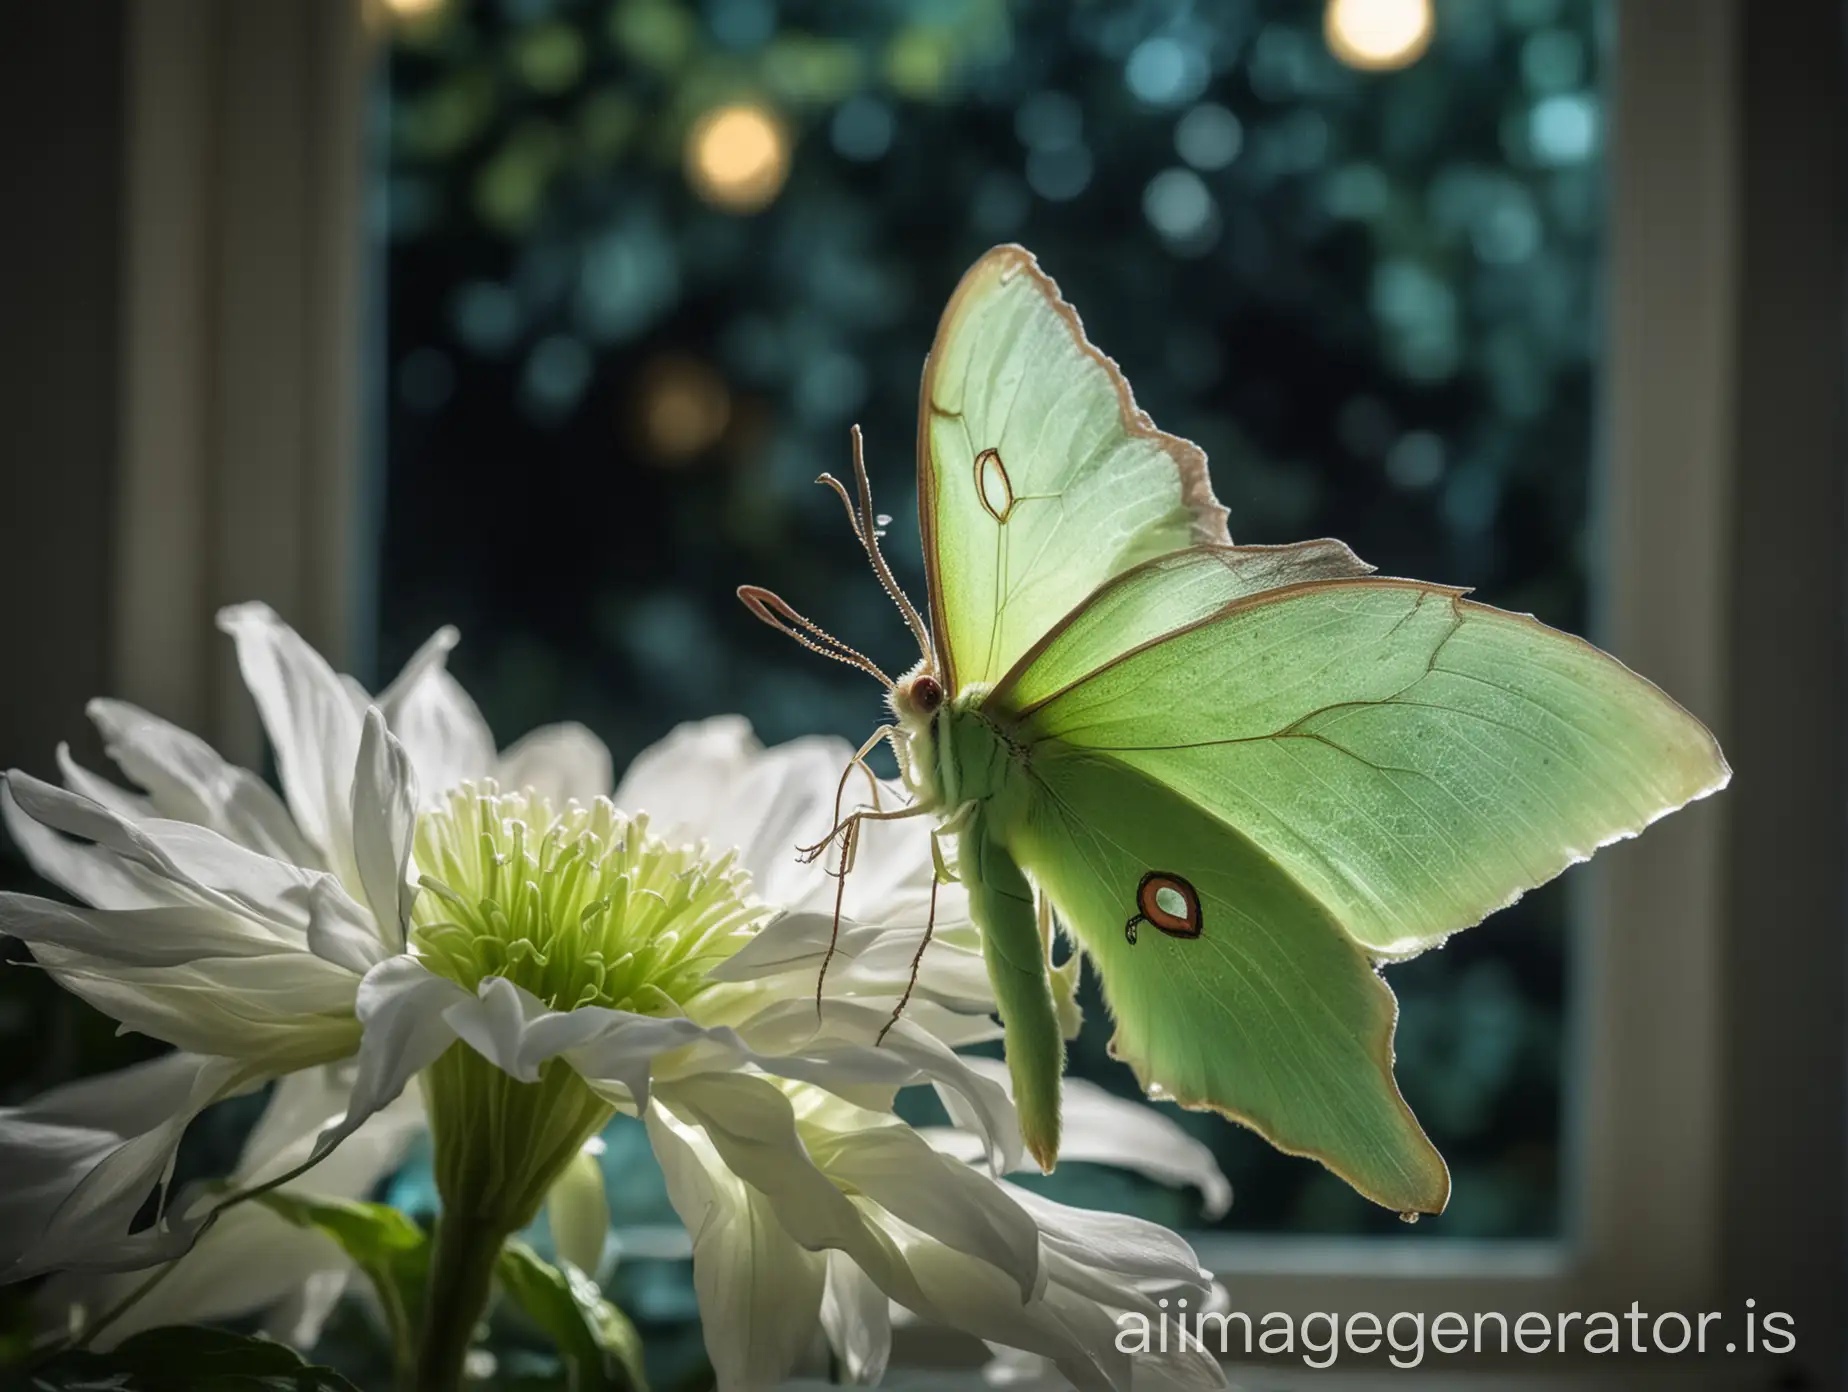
[914,244,1233,695]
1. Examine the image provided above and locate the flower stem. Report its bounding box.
[412,1203,508,1392]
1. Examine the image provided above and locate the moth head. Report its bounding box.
[888,659,945,728]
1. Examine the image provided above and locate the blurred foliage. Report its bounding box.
[24,1325,362,1391]
[379,0,1600,1249]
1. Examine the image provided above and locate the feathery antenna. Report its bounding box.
[737,585,895,688]
[815,425,934,666]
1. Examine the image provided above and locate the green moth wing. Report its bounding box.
[996,742,1449,1215]
[1002,562,1730,958]
[917,244,1229,692]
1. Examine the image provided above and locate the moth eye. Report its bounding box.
[911,674,944,714]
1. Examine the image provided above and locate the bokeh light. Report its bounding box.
[637,354,732,464]
[1324,0,1435,72]
[685,102,790,214]
[382,0,446,19]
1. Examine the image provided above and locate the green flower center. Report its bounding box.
[409,781,767,1017]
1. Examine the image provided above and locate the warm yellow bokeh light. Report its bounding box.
[382,0,447,19]
[1324,0,1434,72]
[639,355,732,464]
[685,103,791,214]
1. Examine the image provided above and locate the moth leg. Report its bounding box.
[798,724,898,864]
[811,801,936,1017]
[876,830,950,1045]
[805,800,932,873]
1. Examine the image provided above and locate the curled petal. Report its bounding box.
[820,1250,891,1385]
[732,998,1022,1173]
[645,1101,826,1392]
[216,604,365,884]
[35,1067,424,1349]
[349,710,419,950]
[322,957,471,1157]
[84,699,316,865]
[374,628,497,806]
[438,977,919,1112]
[0,1053,259,1280]
[711,907,993,1016]
[928,1062,1232,1221]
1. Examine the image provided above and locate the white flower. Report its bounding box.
[0,605,537,1278]
[1,605,1227,1391]
[32,1067,424,1350]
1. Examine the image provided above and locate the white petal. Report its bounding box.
[235,1064,424,1191]
[732,998,1021,1173]
[85,699,318,865]
[711,908,991,1014]
[2,779,185,910]
[6,774,311,934]
[611,716,759,836]
[890,1239,1129,1392]
[216,603,364,880]
[646,1100,826,1392]
[441,978,913,1109]
[374,625,458,711]
[268,1268,351,1350]
[324,956,471,1156]
[1058,1078,1231,1221]
[802,1121,1042,1302]
[56,744,152,821]
[374,627,497,803]
[26,943,362,1068]
[36,1204,346,1351]
[820,1250,891,1385]
[36,1062,433,1347]
[611,719,948,914]
[0,894,292,965]
[1,1054,258,1280]
[306,876,395,977]
[1008,1187,1209,1290]
[654,1074,933,1317]
[349,710,418,949]
[957,1060,1232,1221]
[496,723,613,807]
[697,737,859,906]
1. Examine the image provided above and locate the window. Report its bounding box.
[3,0,1838,1384]
[378,0,1604,1253]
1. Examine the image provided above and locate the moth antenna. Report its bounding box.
[738,585,895,688]
[815,424,935,667]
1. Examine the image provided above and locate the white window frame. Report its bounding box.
[79,0,1848,1386]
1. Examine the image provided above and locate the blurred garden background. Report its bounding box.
[2,0,1609,1382]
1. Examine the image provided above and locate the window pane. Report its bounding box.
[378,0,1602,1243]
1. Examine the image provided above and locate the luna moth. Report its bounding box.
[739,244,1728,1216]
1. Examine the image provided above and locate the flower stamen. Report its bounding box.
[410,781,768,1018]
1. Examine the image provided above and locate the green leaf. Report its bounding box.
[254,1193,428,1370]
[28,1325,360,1391]
[496,1240,648,1392]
